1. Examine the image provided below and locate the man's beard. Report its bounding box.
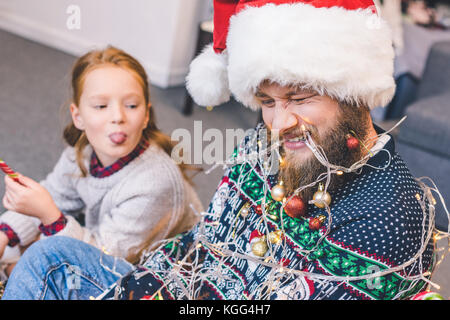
[277,106,370,203]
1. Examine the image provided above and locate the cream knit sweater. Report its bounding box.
[0,143,203,259]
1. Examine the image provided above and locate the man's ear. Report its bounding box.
[70,103,85,130]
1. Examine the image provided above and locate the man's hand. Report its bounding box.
[2,174,61,225]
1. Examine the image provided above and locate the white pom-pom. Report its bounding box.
[186,44,231,107]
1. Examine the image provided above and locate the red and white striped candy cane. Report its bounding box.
[0,158,20,183]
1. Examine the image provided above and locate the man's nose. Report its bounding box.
[271,103,298,133]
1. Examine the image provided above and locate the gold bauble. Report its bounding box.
[271,182,286,202]
[313,184,332,209]
[268,231,282,245]
[251,240,268,257]
[239,203,251,218]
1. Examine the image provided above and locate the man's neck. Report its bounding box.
[364,121,379,154]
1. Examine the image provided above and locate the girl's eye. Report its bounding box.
[94,105,107,109]
[127,104,138,109]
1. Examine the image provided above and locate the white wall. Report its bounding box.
[0,0,213,88]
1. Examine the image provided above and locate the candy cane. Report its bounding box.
[0,158,20,183]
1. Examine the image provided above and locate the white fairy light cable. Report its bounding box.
[105,117,449,300]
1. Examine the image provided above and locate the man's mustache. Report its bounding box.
[270,124,318,144]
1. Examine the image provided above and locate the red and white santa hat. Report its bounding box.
[186,0,396,111]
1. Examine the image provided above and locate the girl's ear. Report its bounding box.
[143,103,151,129]
[70,103,85,130]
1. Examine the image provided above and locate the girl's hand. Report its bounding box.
[0,232,8,259]
[2,174,61,225]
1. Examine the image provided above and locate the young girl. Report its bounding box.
[0,47,203,274]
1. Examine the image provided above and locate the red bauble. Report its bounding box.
[284,195,307,219]
[346,134,359,150]
[309,216,326,231]
[255,204,263,215]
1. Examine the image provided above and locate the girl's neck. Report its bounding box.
[92,137,149,169]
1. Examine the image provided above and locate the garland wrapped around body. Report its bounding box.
[100,122,447,300]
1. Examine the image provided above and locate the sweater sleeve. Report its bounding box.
[45,158,187,259]
[98,172,231,300]
[39,147,85,214]
[0,147,85,246]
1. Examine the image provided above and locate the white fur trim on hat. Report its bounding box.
[186,44,231,107]
[226,3,396,110]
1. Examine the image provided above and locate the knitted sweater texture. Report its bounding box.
[100,124,434,300]
[0,144,203,258]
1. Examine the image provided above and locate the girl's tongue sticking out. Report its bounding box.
[109,132,127,145]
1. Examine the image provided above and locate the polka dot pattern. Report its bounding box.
[101,127,435,300]
[322,149,434,274]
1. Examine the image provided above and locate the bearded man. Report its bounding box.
[2,0,437,300]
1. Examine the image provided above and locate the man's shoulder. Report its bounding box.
[329,150,427,235]
[327,151,431,265]
[342,150,421,205]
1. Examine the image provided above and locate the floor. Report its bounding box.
[0,28,448,299]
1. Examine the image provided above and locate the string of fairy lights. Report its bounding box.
[100,117,450,300]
